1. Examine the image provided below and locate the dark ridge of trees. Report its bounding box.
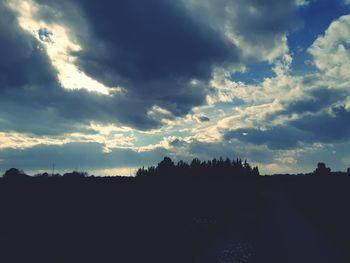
[3,169,89,179]
[313,162,331,176]
[33,172,50,178]
[62,171,88,179]
[136,157,260,177]
[2,160,350,180]
[2,168,29,180]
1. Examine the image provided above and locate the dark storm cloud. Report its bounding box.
[198,116,210,122]
[225,106,350,150]
[34,0,300,122]
[264,87,348,124]
[247,86,350,150]
[285,88,346,114]
[0,2,162,134]
[74,0,235,83]
[182,0,300,61]
[290,106,350,142]
[0,86,162,135]
[169,138,187,147]
[34,0,238,117]
[66,0,300,93]
[1,0,304,135]
[0,0,240,134]
[224,126,305,150]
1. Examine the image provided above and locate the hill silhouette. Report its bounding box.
[0,158,350,262]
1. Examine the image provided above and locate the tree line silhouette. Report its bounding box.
[136,157,260,177]
[1,168,89,180]
[2,159,350,179]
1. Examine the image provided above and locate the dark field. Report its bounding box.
[0,175,350,263]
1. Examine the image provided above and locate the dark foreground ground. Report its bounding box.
[0,175,350,263]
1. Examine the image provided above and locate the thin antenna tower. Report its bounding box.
[52,163,55,176]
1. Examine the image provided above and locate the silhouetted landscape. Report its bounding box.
[1,158,350,262]
[2,0,350,261]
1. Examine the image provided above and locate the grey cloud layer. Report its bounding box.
[225,105,350,150]
[225,84,350,150]
[0,142,167,172]
[182,0,299,60]
[0,0,302,135]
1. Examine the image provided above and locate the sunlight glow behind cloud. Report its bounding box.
[7,0,124,96]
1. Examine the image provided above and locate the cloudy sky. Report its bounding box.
[1,0,350,175]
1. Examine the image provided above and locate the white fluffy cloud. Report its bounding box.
[309,15,350,85]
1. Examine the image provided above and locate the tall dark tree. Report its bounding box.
[314,163,331,176]
[157,157,175,175]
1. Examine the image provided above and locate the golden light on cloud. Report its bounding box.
[0,131,71,149]
[7,0,123,96]
[0,129,136,153]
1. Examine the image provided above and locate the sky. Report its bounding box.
[1,0,350,176]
